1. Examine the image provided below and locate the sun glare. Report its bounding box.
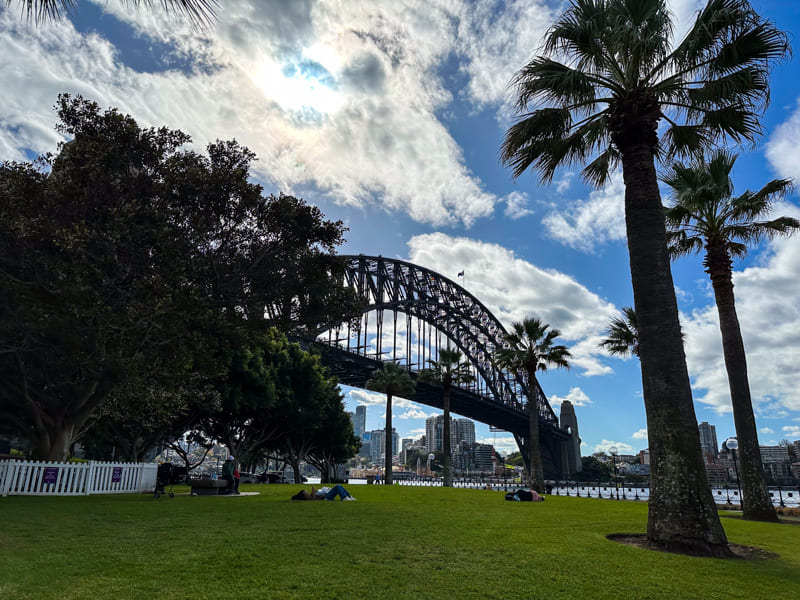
[252,56,344,115]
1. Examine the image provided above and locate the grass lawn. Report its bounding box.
[1,484,798,599]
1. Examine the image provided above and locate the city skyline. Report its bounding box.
[2,1,799,456]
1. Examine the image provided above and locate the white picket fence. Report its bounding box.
[0,459,158,497]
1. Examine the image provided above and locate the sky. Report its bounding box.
[3,0,800,458]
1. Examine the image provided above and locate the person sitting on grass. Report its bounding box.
[291,485,356,501]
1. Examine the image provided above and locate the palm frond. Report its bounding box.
[660,124,713,160]
[511,58,600,110]
[665,229,705,259]
[698,106,763,145]
[582,145,619,187]
[708,21,790,76]
[7,0,218,25]
[598,306,639,357]
[544,0,618,76]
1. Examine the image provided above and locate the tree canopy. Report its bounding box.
[0,95,358,460]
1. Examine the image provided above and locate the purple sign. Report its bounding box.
[42,467,59,485]
[111,467,122,483]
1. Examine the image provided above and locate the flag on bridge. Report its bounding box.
[457,270,464,277]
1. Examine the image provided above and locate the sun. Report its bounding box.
[251,54,344,116]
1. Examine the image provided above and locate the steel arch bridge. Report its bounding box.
[307,255,581,479]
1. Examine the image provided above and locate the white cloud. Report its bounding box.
[503,191,533,220]
[760,427,775,435]
[681,210,800,417]
[632,428,648,440]
[593,440,635,454]
[541,175,626,252]
[782,425,800,439]
[0,1,508,227]
[407,233,619,376]
[549,387,593,410]
[477,435,519,456]
[346,389,387,406]
[766,99,800,180]
[398,408,433,420]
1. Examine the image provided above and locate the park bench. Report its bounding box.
[188,478,229,496]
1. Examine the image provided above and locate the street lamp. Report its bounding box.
[726,437,742,509]
[609,446,619,500]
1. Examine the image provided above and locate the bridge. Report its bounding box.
[308,255,582,479]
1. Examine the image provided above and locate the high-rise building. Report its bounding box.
[455,419,475,445]
[367,428,399,464]
[698,422,718,457]
[425,415,457,453]
[353,405,367,440]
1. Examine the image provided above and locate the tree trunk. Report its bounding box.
[526,369,545,493]
[620,143,731,556]
[384,391,393,485]
[443,385,452,487]
[706,243,778,522]
[36,425,77,462]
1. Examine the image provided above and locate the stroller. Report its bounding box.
[154,463,178,499]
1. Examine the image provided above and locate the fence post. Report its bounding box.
[1,460,12,497]
[85,461,95,495]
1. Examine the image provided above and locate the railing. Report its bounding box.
[387,475,800,507]
[0,459,158,497]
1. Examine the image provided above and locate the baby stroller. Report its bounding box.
[154,463,177,499]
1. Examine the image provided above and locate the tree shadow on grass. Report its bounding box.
[606,534,779,560]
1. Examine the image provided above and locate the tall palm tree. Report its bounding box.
[420,347,475,487]
[663,150,798,522]
[495,317,570,493]
[501,0,787,556]
[599,307,640,358]
[365,360,416,486]
[8,0,217,24]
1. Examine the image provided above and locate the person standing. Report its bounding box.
[221,456,236,494]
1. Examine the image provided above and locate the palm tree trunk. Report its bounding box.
[443,385,452,487]
[706,245,778,522]
[385,392,393,485]
[620,143,731,556]
[526,369,545,493]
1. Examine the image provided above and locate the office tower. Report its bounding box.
[455,419,475,445]
[698,422,718,458]
[354,405,367,440]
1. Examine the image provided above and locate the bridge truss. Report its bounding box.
[311,255,576,478]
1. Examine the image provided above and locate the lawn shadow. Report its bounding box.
[606,533,779,560]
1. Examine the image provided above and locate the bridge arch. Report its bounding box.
[312,255,579,478]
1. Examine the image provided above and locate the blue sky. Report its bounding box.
[3,0,800,457]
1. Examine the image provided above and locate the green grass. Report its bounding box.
[1,484,798,599]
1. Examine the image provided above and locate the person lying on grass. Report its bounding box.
[292,485,356,501]
[505,489,544,502]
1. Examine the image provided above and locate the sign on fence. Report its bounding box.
[42,467,59,485]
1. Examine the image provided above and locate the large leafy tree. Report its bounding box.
[495,317,570,493]
[664,150,798,522]
[0,95,358,460]
[365,361,416,485]
[420,347,474,487]
[501,0,787,556]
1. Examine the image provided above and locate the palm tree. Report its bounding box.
[419,347,475,487]
[501,0,787,556]
[495,317,571,493]
[365,361,416,486]
[663,150,798,522]
[599,307,640,358]
[8,0,217,24]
